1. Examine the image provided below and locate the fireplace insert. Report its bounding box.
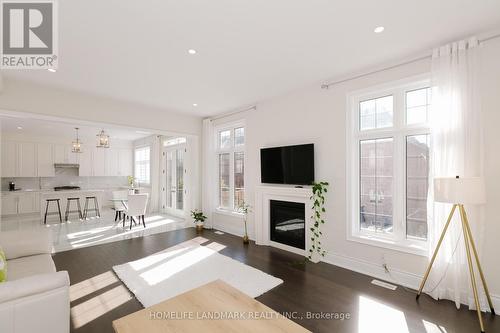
[270,200,305,250]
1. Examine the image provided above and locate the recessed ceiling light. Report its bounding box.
[188,49,197,55]
[17,126,23,130]
[47,68,56,73]
[374,26,385,33]
[193,103,198,107]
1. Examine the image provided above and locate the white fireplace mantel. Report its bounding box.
[254,184,319,262]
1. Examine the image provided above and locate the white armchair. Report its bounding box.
[0,229,70,333]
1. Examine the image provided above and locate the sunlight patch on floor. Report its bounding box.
[70,285,132,329]
[205,241,227,252]
[69,271,119,302]
[422,320,448,333]
[358,296,409,333]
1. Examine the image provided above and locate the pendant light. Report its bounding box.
[72,127,83,153]
[96,129,110,148]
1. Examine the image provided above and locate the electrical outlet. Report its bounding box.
[381,254,390,274]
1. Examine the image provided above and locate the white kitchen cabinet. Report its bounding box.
[105,149,119,176]
[92,148,106,176]
[0,192,39,215]
[1,195,18,215]
[1,141,17,177]
[54,144,79,164]
[19,142,37,177]
[68,147,79,164]
[78,145,93,176]
[18,192,39,214]
[118,148,133,176]
[37,143,55,177]
[53,144,66,164]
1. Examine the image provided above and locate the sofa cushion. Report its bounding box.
[7,254,56,281]
[0,229,52,260]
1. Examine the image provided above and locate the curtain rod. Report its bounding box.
[321,32,500,89]
[208,105,256,121]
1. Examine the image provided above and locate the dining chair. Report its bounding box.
[123,193,148,230]
[112,190,128,222]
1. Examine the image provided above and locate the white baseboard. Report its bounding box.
[323,252,500,316]
[323,252,422,290]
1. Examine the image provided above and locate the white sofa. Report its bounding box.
[0,229,70,333]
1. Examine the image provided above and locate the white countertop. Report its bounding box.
[2,189,106,195]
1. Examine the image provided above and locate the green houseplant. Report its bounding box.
[308,181,329,262]
[127,175,135,188]
[237,201,251,244]
[191,209,207,231]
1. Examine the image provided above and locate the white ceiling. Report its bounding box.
[3,0,500,117]
[0,116,152,141]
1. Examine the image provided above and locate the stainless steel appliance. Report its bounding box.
[54,186,81,191]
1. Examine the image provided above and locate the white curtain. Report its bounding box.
[201,119,215,228]
[426,37,488,311]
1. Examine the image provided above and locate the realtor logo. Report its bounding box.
[1,0,58,69]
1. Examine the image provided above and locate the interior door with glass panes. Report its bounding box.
[163,140,186,217]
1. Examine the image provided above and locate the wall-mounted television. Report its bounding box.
[260,144,314,185]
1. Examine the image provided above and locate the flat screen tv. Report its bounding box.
[260,144,314,185]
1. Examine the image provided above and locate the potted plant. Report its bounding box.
[191,209,207,231]
[237,201,251,244]
[127,176,136,194]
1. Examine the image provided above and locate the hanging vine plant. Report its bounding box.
[308,181,329,261]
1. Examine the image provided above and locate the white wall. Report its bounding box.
[0,78,202,136]
[210,38,500,301]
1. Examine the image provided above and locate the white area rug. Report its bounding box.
[113,237,283,307]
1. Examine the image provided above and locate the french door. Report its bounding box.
[164,145,185,216]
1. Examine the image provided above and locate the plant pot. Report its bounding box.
[195,221,204,231]
[308,251,321,264]
[242,235,249,244]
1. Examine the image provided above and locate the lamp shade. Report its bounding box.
[434,177,486,204]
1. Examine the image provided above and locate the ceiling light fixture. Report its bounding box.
[17,126,23,130]
[188,49,197,55]
[374,26,385,33]
[96,129,110,148]
[72,128,83,153]
[47,69,56,73]
[193,103,198,107]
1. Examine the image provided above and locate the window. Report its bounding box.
[163,137,186,146]
[348,77,431,255]
[134,146,151,184]
[215,123,245,212]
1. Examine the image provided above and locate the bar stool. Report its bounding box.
[65,197,83,221]
[83,196,100,219]
[44,198,62,224]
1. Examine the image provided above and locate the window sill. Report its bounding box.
[214,208,244,219]
[347,233,428,257]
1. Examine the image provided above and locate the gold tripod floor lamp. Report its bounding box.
[416,176,495,333]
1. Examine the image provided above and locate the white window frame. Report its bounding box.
[346,75,431,256]
[214,121,245,216]
[134,145,151,185]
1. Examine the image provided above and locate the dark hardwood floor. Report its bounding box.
[53,228,498,333]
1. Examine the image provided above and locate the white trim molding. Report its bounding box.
[346,74,431,256]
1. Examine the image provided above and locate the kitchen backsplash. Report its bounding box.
[1,176,129,191]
